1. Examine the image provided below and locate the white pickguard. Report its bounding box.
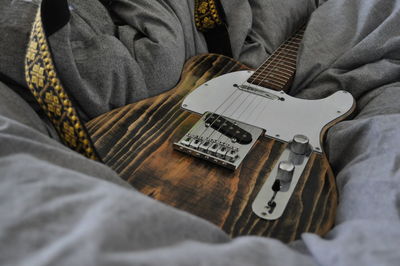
[182,70,355,151]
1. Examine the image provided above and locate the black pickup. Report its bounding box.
[204,113,252,145]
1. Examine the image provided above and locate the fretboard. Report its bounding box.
[247,26,305,91]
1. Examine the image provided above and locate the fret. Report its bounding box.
[258,61,296,72]
[268,53,297,62]
[261,58,296,71]
[255,67,293,78]
[255,70,291,81]
[284,43,301,50]
[249,69,295,84]
[253,74,292,85]
[258,80,286,90]
[277,43,300,51]
[265,56,297,67]
[261,71,293,81]
[275,43,300,53]
[257,80,287,90]
[260,56,297,70]
[269,49,297,59]
[256,72,292,84]
[279,47,299,54]
[287,40,302,45]
[249,79,287,88]
[269,61,296,71]
[247,24,306,91]
[257,73,290,82]
[288,39,302,44]
[257,63,295,76]
[249,78,286,88]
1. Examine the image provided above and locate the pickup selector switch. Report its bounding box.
[277,161,295,183]
[290,134,310,155]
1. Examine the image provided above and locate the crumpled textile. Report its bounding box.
[0,0,399,265]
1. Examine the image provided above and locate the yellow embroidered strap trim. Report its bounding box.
[194,0,223,31]
[25,9,101,161]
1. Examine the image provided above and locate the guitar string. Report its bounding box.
[185,26,305,151]
[207,28,304,146]
[230,27,305,125]
[197,26,305,134]
[199,29,304,149]
[238,30,304,144]
[248,34,303,126]
[198,31,302,142]
[217,40,301,147]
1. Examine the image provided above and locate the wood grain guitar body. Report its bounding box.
[86,54,353,243]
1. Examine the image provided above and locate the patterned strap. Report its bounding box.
[25,7,101,161]
[194,0,232,57]
[194,0,223,31]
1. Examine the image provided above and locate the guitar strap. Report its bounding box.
[194,0,233,57]
[25,0,101,161]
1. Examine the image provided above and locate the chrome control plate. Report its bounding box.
[252,140,312,220]
[174,112,263,169]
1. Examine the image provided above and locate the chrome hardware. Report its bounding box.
[174,112,263,170]
[290,134,310,155]
[277,161,295,183]
[178,69,355,219]
[189,138,202,149]
[199,140,212,152]
[225,149,239,162]
[216,146,229,158]
[252,134,313,220]
[208,142,220,155]
[181,136,192,146]
[238,83,282,100]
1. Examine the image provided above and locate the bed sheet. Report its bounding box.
[0,0,399,265]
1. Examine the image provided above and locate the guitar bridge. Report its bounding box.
[173,112,263,169]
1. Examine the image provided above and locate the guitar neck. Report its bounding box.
[247,26,305,91]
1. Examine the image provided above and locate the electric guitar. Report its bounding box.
[86,28,355,242]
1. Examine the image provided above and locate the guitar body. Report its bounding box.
[87,54,353,242]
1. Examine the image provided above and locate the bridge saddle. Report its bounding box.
[173,112,263,170]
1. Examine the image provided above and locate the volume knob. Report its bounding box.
[290,134,310,155]
[277,161,295,183]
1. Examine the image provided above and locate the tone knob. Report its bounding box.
[290,134,310,155]
[277,161,295,183]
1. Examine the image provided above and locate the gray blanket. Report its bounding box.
[1,0,400,265]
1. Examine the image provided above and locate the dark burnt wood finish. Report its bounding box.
[86,54,338,243]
